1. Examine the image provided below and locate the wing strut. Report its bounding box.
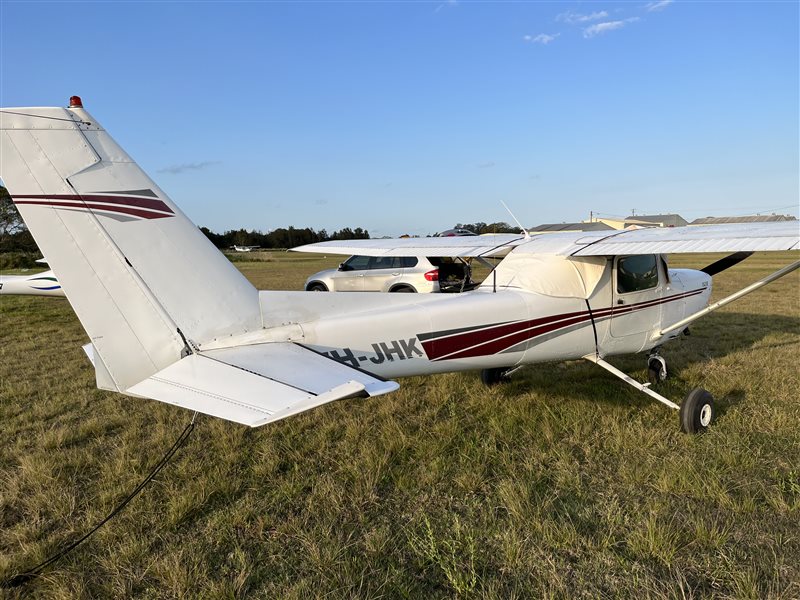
[700,251,753,276]
[583,354,680,410]
[656,259,800,339]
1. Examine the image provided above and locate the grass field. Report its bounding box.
[1,251,798,599]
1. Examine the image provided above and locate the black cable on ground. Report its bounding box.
[1,412,199,588]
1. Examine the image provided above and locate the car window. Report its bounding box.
[617,255,659,294]
[344,255,370,271]
[400,257,418,268]
[368,257,396,270]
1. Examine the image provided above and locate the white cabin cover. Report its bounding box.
[485,253,607,299]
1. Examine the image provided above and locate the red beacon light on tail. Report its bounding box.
[69,96,83,108]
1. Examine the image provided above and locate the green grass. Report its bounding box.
[1,251,798,598]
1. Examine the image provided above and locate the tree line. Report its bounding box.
[452,222,519,234]
[200,226,369,250]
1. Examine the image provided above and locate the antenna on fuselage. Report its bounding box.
[500,200,530,240]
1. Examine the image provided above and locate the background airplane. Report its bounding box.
[0,259,64,297]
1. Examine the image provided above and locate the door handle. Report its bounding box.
[391,272,400,276]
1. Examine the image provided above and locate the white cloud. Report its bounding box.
[646,0,673,12]
[583,17,639,38]
[524,33,560,45]
[434,0,458,13]
[158,161,219,174]
[556,10,608,24]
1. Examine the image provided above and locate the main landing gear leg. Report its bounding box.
[646,349,668,385]
[583,354,715,434]
[480,365,524,386]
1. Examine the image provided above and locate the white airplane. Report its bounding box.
[231,245,260,252]
[0,98,797,434]
[0,260,64,297]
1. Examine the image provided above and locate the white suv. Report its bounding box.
[304,255,471,293]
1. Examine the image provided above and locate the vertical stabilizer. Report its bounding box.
[0,101,260,390]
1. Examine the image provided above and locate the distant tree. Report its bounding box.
[1,186,20,236]
[197,224,370,249]
[0,185,38,253]
[199,226,226,247]
[479,221,518,234]
[452,221,519,235]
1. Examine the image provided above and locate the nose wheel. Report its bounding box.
[680,388,715,433]
[584,354,715,434]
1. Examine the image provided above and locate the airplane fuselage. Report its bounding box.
[216,262,711,380]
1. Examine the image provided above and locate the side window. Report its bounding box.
[368,257,395,270]
[401,257,418,268]
[344,255,370,271]
[617,255,659,294]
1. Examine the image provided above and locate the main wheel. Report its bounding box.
[480,368,509,387]
[680,388,715,434]
[307,283,328,292]
[647,356,668,384]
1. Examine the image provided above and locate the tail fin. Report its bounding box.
[0,100,260,390]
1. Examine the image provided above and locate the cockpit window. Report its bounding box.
[617,255,659,294]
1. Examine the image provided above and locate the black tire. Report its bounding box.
[647,357,668,385]
[307,282,328,292]
[680,388,715,434]
[391,286,416,293]
[480,368,508,387]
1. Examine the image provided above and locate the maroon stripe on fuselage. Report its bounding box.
[13,200,172,220]
[433,313,595,360]
[12,194,173,215]
[423,309,587,360]
[420,287,706,361]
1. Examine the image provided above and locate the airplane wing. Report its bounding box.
[127,342,398,427]
[568,222,799,256]
[292,234,527,258]
[293,222,799,259]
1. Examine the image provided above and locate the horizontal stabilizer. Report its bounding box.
[126,343,399,427]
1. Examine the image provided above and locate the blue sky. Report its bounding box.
[1,1,798,237]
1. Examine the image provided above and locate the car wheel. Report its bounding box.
[307,283,328,292]
[391,286,416,293]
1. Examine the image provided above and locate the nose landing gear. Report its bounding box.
[680,388,715,434]
[583,354,716,434]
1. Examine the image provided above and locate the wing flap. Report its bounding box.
[126,343,399,427]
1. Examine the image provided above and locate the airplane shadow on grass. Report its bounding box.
[496,311,800,419]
